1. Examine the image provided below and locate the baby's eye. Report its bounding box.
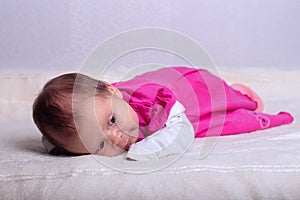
[109,115,116,126]
[99,141,105,149]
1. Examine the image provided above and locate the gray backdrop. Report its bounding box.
[0,0,299,70]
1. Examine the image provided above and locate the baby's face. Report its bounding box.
[74,85,139,156]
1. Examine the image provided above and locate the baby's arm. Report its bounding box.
[125,101,194,161]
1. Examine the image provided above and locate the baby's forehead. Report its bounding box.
[74,96,111,126]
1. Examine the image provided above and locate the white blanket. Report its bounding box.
[0,67,299,199]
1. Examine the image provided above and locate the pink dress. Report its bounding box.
[112,66,294,141]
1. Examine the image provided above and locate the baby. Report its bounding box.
[33,66,294,160]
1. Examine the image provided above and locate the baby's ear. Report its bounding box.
[113,88,123,98]
[105,82,115,94]
[105,83,123,98]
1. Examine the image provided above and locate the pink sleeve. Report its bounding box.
[128,84,177,140]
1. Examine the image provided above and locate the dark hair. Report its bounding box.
[32,73,110,155]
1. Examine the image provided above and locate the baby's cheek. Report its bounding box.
[119,115,137,131]
[105,145,125,156]
[96,140,125,157]
[106,132,120,145]
[128,108,139,127]
[130,128,139,141]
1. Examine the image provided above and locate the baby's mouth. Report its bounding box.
[114,128,138,151]
[123,129,138,151]
[124,135,135,151]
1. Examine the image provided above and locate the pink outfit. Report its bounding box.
[112,66,294,141]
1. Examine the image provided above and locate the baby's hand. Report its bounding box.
[125,113,194,161]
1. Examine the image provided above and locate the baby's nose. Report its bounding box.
[113,130,123,139]
[109,130,124,145]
